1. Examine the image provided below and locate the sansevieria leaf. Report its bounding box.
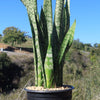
[21,0,44,86]
[43,0,55,88]
[58,20,76,64]
[28,15,38,86]
[39,9,48,65]
[64,0,70,34]
[55,0,64,39]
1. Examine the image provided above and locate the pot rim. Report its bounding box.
[24,85,74,93]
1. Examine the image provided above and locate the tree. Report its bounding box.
[97,44,100,49]
[94,43,98,48]
[0,34,2,42]
[3,27,27,46]
[72,39,84,50]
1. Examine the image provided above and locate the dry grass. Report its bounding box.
[15,38,33,48]
[0,43,9,49]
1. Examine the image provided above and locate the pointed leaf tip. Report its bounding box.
[58,19,76,64]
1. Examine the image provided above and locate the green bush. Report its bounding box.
[0,53,22,92]
[0,52,11,68]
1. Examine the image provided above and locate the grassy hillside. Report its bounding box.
[15,38,33,48]
[0,52,34,100]
[63,49,100,100]
[1,40,100,100]
[0,37,33,49]
[0,38,33,53]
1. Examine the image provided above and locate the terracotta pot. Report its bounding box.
[25,85,74,100]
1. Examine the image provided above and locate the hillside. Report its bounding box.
[0,43,9,49]
[0,40,100,100]
[0,52,34,100]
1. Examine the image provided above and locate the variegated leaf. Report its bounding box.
[64,0,70,34]
[58,20,76,64]
[54,0,64,39]
[43,0,55,88]
[21,0,44,86]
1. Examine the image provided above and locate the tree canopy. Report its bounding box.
[3,27,27,46]
[0,34,2,36]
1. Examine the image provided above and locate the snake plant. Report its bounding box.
[21,0,76,88]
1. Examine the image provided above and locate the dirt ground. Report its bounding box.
[0,43,33,54]
[0,43,9,49]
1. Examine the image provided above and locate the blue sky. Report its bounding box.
[0,0,100,45]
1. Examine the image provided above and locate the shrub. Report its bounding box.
[0,53,22,92]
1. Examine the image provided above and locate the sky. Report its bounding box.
[0,0,100,45]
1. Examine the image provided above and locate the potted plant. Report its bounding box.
[21,0,76,100]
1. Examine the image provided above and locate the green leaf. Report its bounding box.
[21,0,44,86]
[43,0,55,88]
[44,45,55,88]
[21,0,37,14]
[28,15,38,86]
[43,0,53,44]
[40,8,48,44]
[39,8,48,64]
[58,20,76,64]
[59,7,65,44]
[64,0,70,34]
[54,0,64,39]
